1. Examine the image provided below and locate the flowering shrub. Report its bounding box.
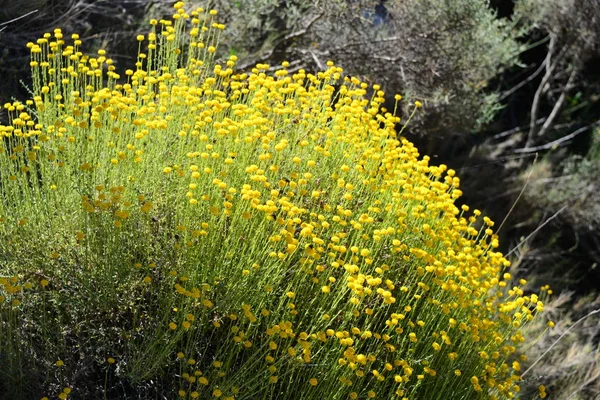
[0,2,547,399]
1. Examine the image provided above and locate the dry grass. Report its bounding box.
[521,291,600,399]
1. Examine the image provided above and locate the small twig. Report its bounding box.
[527,37,556,147]
[519,35,552,54]
[267,59,302,72]
[536,69,577,139]
[327,35,403,52]
[285,63,307,74]
[237,47,278,70]
[493,118,547,140]
[0,9,39,27]
[499,59,548,101]
[283,12,323,41]
[515,119,600,154]
[496,154,537,234]
[371,54,404,62]
[309,51,325,70]
[505,204,568,258]
[456,154,537,171]
[521,308,600,378]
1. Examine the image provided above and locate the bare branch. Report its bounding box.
[493,117,547,140]
[515,119,600,154]
[309,50,325,70]
[527,36,556,147]
[283,12,323,41]
[0,9,39,27]
[499,58,548,101]
[536,69,577,138]
[267,59,302,72]
[327,35,403,53]
[371,54,404,62]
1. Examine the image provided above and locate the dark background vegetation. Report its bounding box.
[1,0,599,398]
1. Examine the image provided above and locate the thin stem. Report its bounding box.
[522,308,600,378]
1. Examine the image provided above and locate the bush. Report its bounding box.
[0,2,545,399]
[211,0,527,135]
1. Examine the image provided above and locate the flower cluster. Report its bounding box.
[0,2,545,399]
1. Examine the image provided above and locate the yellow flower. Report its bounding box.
[107,357,115,364]
[141,202,153,213]
[309,378,318,386]
[512,361,520,371]
[539,385,547,398]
